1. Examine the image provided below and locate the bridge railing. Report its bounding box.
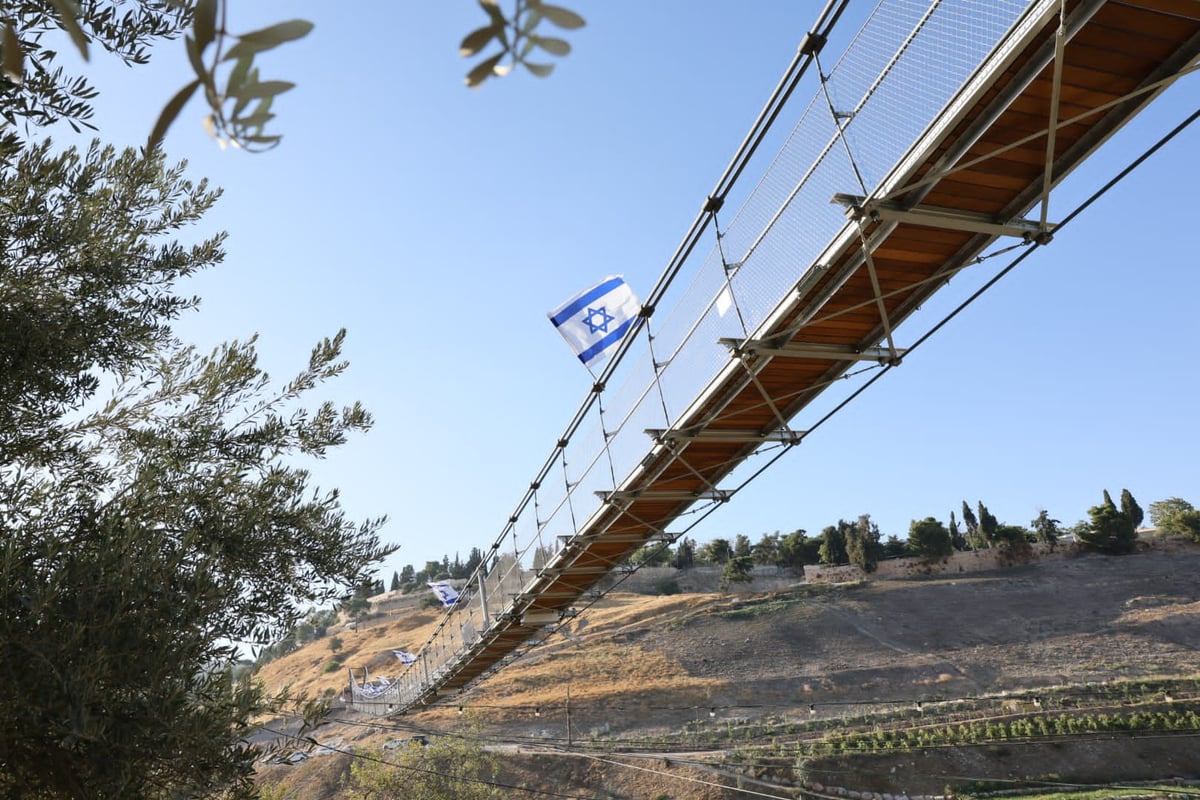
[355,0,1038,715]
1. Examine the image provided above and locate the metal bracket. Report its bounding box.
[832,193,1056,239]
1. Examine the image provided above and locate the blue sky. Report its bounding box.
[64,1,1199,579]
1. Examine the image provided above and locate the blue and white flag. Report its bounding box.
[427,581,459,607]
[392,650,417,665]
[548,275,641,368]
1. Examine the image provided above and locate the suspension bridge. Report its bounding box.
[351,0,1200,715]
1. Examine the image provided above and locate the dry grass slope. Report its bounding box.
[257,540,1200,798]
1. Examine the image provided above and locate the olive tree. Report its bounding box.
[0,141,390,798]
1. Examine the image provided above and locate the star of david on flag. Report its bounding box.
[392,650,418,665]
[547,275,641,368]
[427,581,459,607]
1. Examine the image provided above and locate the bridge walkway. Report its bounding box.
[351,0,1200,715]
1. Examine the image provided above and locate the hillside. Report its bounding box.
[256,540,1200,798]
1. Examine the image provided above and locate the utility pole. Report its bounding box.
[566,684,573,748]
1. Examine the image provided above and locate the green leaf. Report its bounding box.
[184,36,210,85]
[459,25,499,57]
[538,3,585,29]
[531,36,570,56]
[222,19,313,61]
[478,0,506,27]
[241,19,314,47]
[227,80,295,100]
[519,9,543,35]
[522,61,555,78]
[465,53,503,88]
[147,79,201,151]
[2,23,23,86]
[225,55,252,100]
[220,40,259,63]
[241,134,282,146]
[232,111,276,129]
[236,96,274,129]
[48,0,89,59]
[193,0,218,52]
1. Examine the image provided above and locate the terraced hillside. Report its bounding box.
[256,539,1200,798]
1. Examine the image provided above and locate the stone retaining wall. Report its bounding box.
[611,535,1192,594]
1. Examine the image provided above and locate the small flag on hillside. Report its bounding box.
[392,650,417,665]
[428,581,459,607]
[548,275,641,368]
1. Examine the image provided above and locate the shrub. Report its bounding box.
[655,577,682,595]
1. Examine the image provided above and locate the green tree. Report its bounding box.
[348,594,373,623]
[1167,509,1200,541]
[733,533,753,560]
[753,532,780,565]
[1148,497,1194,528]
[818,523,849,565]
[399,563,417,587]
[775,529,809,573]
[294,621,317,645]
[1148,497,1200,541]
[994,524,1032,552]
[0,324,389,797]
[1120,488,1144,530]
[700,537,733,565]
[629,543,670,567]
[720,555,755,589]
[390,570,402,592]
[977,501,998,548]
[671,537,696,570]
[309,608,338,637]
[845,514,883,573]
[1030,509,1061,544]
[883,534,909,559]
[345,731,506,800]
[0,3,188,152]
[948,511,967,551]
[463,546,485,577]
[1078,489,1137,554]
[908,517,952,561]
[961,501,979,548]
[0,141,221,462]
[422,558,448,581]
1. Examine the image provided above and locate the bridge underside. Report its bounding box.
[365,0,1200,713]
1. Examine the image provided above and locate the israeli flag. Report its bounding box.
[392,650,417,665]
[548,275,641,368]
[427,581,459,607]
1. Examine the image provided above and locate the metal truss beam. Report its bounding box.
[599,489,730,503]
[570,531,674,544]
[719,338,906,363]
[535,565,610,577]
[645,426,806,444]
[832,193,1055,240]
